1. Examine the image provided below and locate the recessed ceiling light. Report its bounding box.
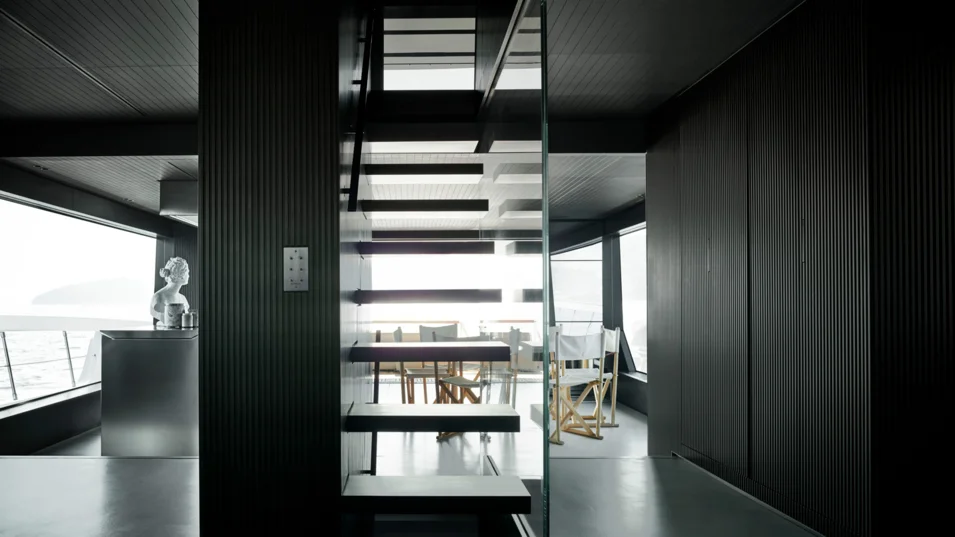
[368,174,482,185]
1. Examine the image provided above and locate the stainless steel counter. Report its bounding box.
[101,327,198,456]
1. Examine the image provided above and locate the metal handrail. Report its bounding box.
[1,332,17,401]
[1,330,81,404]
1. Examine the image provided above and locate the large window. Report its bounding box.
[551,242,602,336]
[620,227,647,373]
[370,247,543,340]
[0,199,156,405]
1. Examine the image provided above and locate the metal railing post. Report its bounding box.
[1,332,17,401]
[62,331,76,388]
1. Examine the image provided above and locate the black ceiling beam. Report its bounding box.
[0,161,181,238]
[360,199,489,212]
[358,241,495,255]
[372,229,542,241]
[0,122,197,158]
[367,119,647,153]
[365,164,484,176]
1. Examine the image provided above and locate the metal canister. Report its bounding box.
[181,311,196,329]
[164,303,186,328]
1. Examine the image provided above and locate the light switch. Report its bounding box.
[283,247,308,292]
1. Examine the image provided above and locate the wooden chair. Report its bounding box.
[547,326,620,444]
[398,325,457,404]
[500,327,521,408]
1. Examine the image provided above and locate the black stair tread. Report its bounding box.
[346,404,520,432]
[342,475,531,514]
[350,341,511,363]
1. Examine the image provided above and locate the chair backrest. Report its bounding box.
[507,327,521,354]
[434,333,490,342]
[419,324,457,342]
[548,326,620,362]
[393,327,403,342]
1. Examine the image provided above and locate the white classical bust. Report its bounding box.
[150,257,191,325]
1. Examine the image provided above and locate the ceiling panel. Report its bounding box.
[2,155,197,213]
[0,15,139,118]
[0,0,198,119]
[545,0,798,119]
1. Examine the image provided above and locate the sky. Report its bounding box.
[0,198,156,319]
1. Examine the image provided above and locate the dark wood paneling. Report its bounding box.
[650,2,873,535]
[797,2,869,533]
[646,126,681,457]
[866,3,954,535]
[677,59,748,475]
[746,5,804,506]
[199,1,346,531]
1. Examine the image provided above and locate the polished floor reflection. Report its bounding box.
[0,457,198,537]
[550,458,817,537]
[10,377,816,537]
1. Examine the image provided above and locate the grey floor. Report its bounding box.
[9,375,818,537]
[0,457,198,537]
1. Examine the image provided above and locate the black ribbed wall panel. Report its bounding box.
[797,3,869,534]
[199,2,348,531]
[646,126,681,457]
[867,3,954,534]
[677,59,749,475]
[746,2,805,511]
[650,1,877,535]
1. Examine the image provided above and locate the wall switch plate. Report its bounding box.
[283,247,308,292]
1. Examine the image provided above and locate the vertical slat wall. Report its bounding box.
[649,1,872,535]
[199,2,343,531]
[677,102,711,461]
[746,3,804,512]
[798,2,869,535]
[646,126,682,456]
[703,61,749,475]
[866,2,954,535]
[676,59,749,475]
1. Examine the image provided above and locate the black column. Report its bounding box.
[199,1,345,531]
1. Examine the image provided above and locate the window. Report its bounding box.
[0,199,156,405]
[619,227,647,373]
[369,247,544,340]
[383,18,476,90]
[551,242,602,336]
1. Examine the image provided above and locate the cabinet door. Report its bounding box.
[678,103,713,457]
[706,70,749,474]
[747,23,803,500]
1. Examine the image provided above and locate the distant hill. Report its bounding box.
[31,278,152,305]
